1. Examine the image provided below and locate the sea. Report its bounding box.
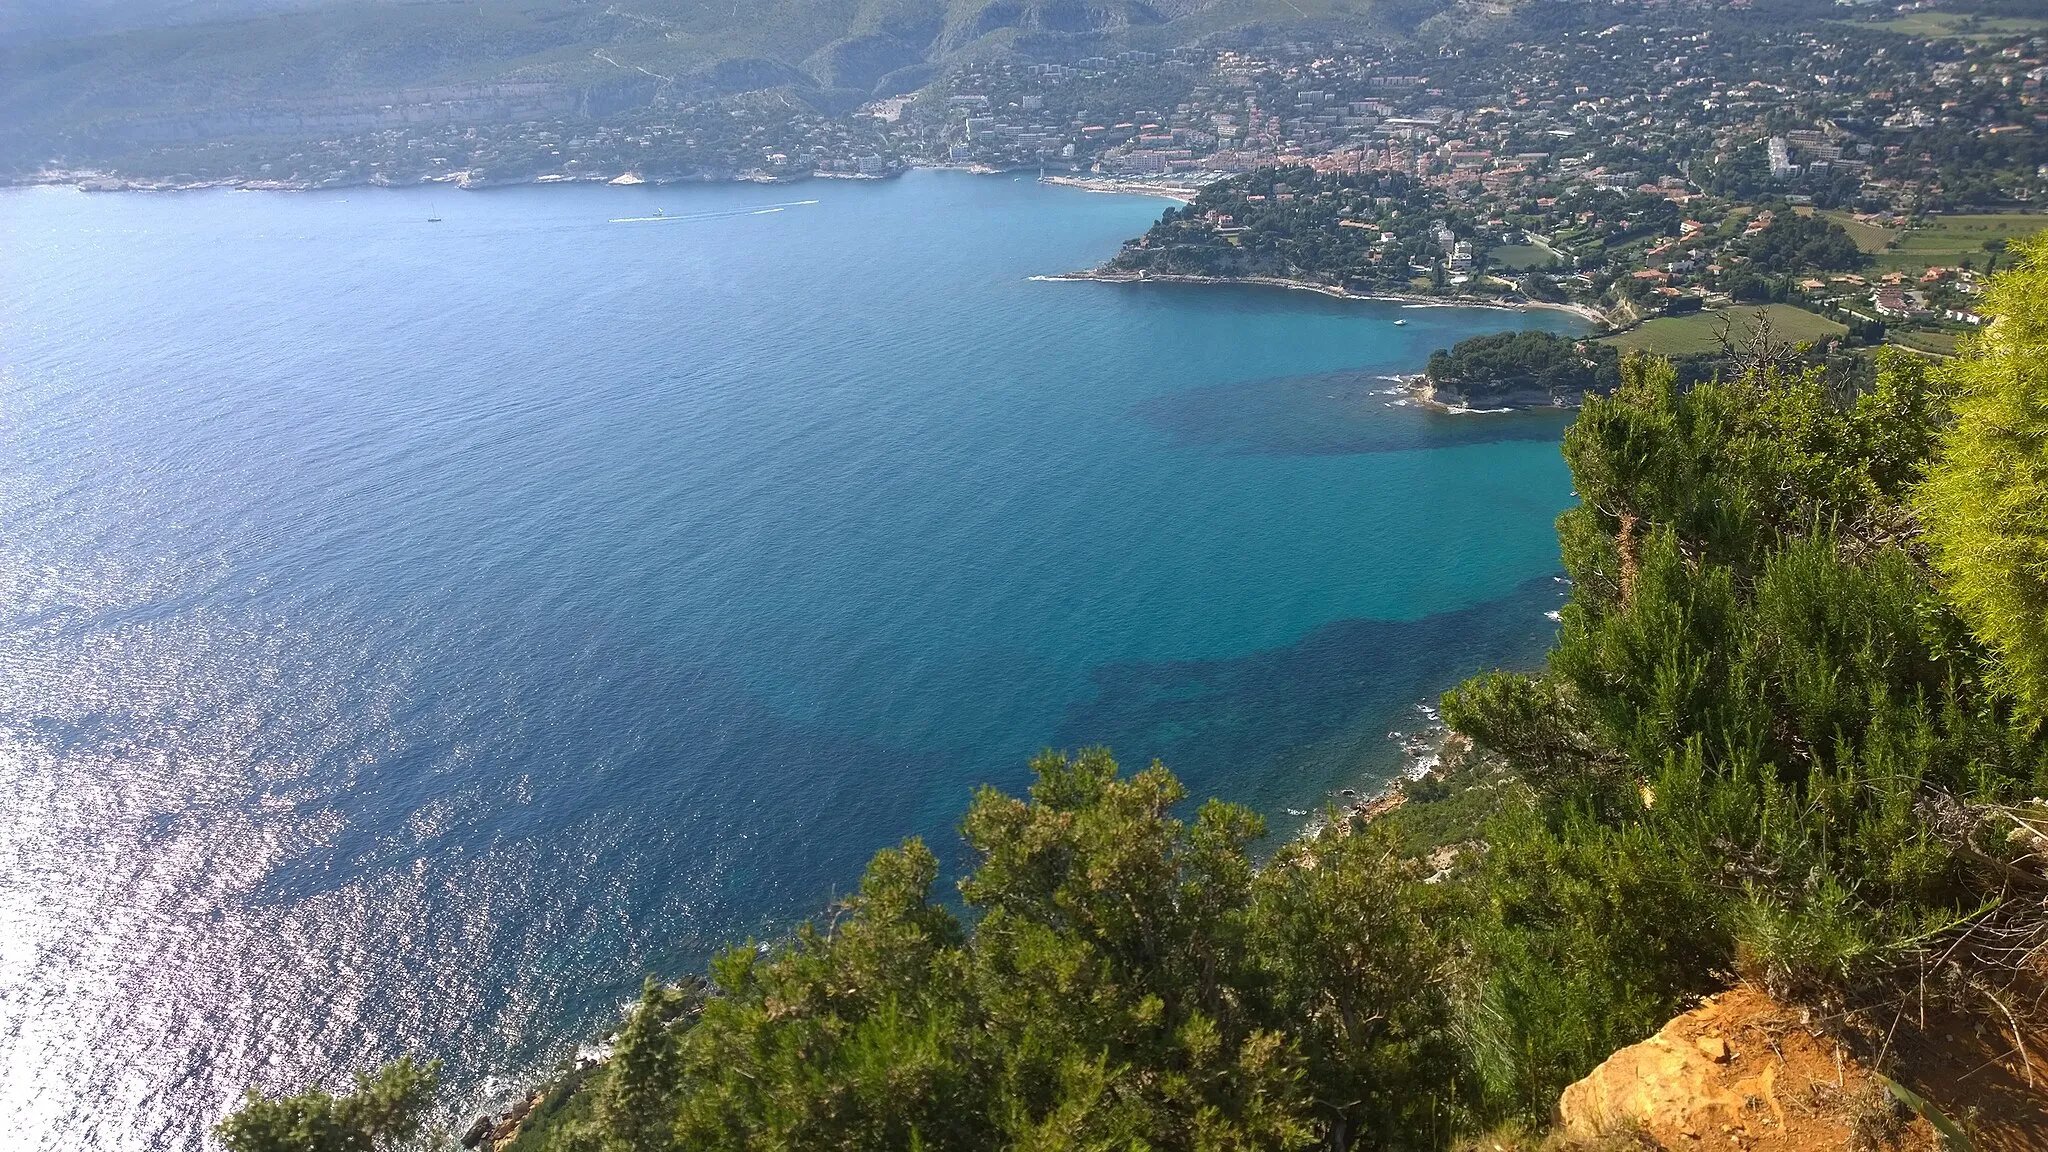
[0,170,1583,1149]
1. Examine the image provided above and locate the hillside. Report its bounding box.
[0,0,333,47]
[0,0,1448,167]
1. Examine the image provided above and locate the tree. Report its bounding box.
[1518,272,1564,303]
[593,748,1471,1151]
[1915,228,2048,724]
[600,979,693,1152]
[1741,214,1867,274]
[1445,323,2041,1117]
[1424,330,1619,405]
[1250,827,1464,1149]
[218,1058,439,1152]
[1722,269,1772,303]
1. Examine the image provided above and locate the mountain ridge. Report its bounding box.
[0,0,1456,160]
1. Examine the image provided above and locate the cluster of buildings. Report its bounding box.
[925,9,2045,216]
[32,0,2048,339]
[912,2,2043,347]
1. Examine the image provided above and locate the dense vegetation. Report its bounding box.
[1915,230,2048,726]
[1105,168,1462,293]
[1104,168,1721,309]
[1423,331,1620,407]
[1739,212,1870,275]
[219,1058,439,1152]
[231,236,2048,1150]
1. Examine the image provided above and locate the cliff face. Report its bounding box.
[1418,378,1577,411]
[1419,329,1618,410]
[1553,983,2048,1152]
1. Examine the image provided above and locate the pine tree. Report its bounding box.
[1916,229,2048,724]
[217,1058,438,1152]
[600,979,689,1152]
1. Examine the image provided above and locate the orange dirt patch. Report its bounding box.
[1556,985,1939,1150]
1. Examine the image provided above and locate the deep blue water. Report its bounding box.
[0,171,1581,1149]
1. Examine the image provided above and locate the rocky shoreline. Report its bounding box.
[1042,269,1620,412]
[1043,268,1610,327]
[1406,376,1592,413]
[1304,703,1464,831]
[1041,272,1608,413]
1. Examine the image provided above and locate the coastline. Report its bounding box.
[6,161,1225,201]
[1034,173,1208,202]
[1038,268,1610,327]
[6,160,1168,197]
[1304,704,1464,834]
[1035,271,1606,415]
[1403,380,1538,415]
[5,164,1598,1152]
[6,165,891,195]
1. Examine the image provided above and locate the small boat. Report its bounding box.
[1393,318,1407,325]
[427,216,442,223]
[652,208,665,217]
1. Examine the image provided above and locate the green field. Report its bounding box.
[1603,304,1847,357]
[1816,211,1900,254]
[1830,11,2048,40]
[1487,243,1559,271]
[1873,214,2048,276]
[1889,328,1962,358]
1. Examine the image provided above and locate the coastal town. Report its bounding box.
[16,1,2044,360]
[918,3,2046,359]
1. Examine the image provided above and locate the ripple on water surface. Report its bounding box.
[0,172,1581,1149]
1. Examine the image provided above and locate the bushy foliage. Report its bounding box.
[1441,298,2047,1111]
[655,752,1478,1150]
[491,753,1465,1152]
[1741,213,1869,275]
[601,979,695,1152]
[1106,168,1460,292]
[218,1058,439,1152]
[1915,229,2048,725]
[1424,331,1620,405]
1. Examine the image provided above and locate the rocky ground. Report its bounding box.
[1551,983,2047,1151]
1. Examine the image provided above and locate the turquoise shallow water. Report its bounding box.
[0,171,1579,1148]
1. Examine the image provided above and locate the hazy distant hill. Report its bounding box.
[0,0,334,45]
[0,0,1451,163]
